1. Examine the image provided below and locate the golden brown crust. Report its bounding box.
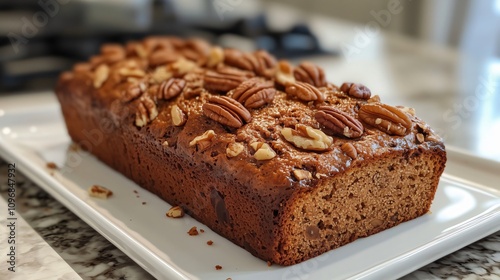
[55,36,446,265]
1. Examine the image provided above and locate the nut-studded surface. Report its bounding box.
[56,36,446,267]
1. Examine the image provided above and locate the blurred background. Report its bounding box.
[0,0,499,160]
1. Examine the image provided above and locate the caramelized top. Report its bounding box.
[59,36,444,191]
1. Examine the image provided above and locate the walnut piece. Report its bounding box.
[118,67,146,78]
[151,66,173,84]
[166,206,184,218]
[171,105,187,126]
[359,103,412,136]
[188,226,199,236]
[226,142,244,158]
[170,58,197,76]
[281,124,333,152]
[250,142,276,160]
[416,133,425,143]
[189,130,215,147]
[88,185,113,199]
[206,46,225,68]
[93,64,109,88]
[293,169,312,181]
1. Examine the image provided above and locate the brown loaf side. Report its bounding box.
[55,37,446,265]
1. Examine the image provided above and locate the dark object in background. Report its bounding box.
[0,0,332,93]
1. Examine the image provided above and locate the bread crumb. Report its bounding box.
[215,265,222,270]
[200,229,205,233]
[133,190,138,194]
[226,278,232,280]
[188,226,199,236]
[88,185,113,199]
[69,143,80,151]
[207,240,213,245]
[142,202,146,205]
[267,261,272,267]
[46,162,58,169]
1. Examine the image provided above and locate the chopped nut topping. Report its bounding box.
[166,206,184,218]
[368,95,381,103]
[118,68,146,78]
[189,130,216,147]
[341,142,358,159]
[315,173,327,179]
[226,142,244,158]
[275,60,295,86]
[416,133,425,143]
[151,66,173,84]
[250,142,276,160]
[162,141,169,147]
[293,169,312,181]
[207,240,214,245]
[397,106,416,116]
[88,185,113,199]
[207,47,225,68]
[93,64,109,88]
[188,226,199,236]
[281,124,333,152]
[171,105,187,126]
[170,58,197,76]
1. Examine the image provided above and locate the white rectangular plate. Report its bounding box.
[1,92,500,280]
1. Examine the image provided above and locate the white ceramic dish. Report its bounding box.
[1,92,500,280]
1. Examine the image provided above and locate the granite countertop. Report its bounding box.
[0,160,499,280]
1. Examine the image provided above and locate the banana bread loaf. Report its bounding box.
[55,36,446,266]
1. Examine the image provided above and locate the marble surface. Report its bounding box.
[0,159,499,280]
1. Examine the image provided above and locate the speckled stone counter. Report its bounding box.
[0,160,499,280]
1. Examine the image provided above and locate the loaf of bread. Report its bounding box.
[55,36,446,266]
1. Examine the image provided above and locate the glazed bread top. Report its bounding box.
[57,36,444,195]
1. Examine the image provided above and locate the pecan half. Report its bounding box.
[204,66,253,92]
[253,50,277,77]
[358,103,412,136]
[315,106,364,138]
[231,78,276,109]
[135,96,158,127]
[100,44,126,64]
[340,83,371,99]
[203,96,252,128]
[285,82,325,102]
[224,49,276,78]
[281,124,333,152]
[294,62,326,87]
[158,78,186,100]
